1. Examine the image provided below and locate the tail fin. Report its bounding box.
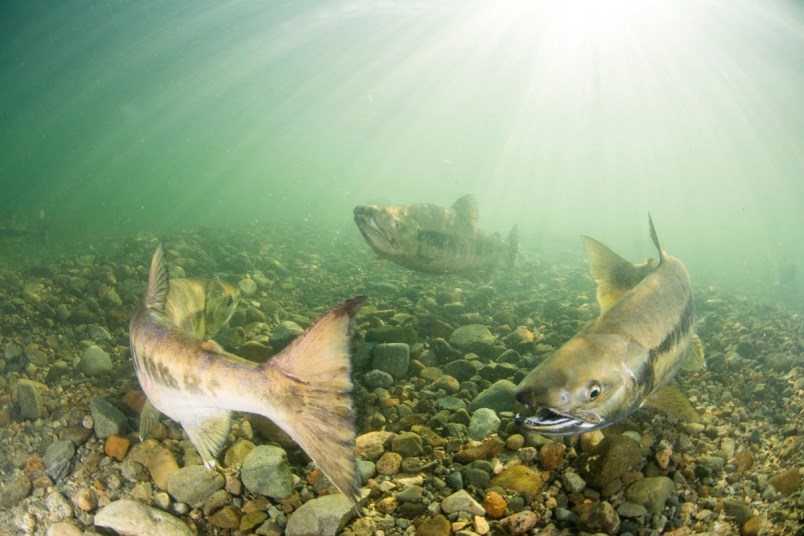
[144,243,170,312]
[648,213,666,263]
[507,224,520,268]
[262,296,365,507]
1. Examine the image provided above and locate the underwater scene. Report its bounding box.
[1,1,803,535]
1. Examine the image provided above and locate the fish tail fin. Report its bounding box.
[648,213,666,263]
[260,296,365,507]
[507,224,520,268]
[144,243,170,312]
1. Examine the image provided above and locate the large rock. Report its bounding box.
[467,380,517,413]
[449,324,495,354]
[578,434,641,490]
[166,465,225,508]
[284,493,358,536]
[625,476,675,514]
[372,343,410,379]
[240,445,294,499]
[94,499,192,536]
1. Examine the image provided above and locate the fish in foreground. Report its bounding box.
[129,244,364,505]
[516,216,704,434]
[354,194,518,279]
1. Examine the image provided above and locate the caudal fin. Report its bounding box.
[262,296,365,506]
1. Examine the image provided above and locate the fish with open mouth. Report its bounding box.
[515,216,704,434]
[129,243,365,506]
[353,194,518,280]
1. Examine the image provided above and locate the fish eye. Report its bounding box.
[586,382,602,401]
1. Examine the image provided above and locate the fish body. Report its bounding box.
[130,244,364,506]
[515,216,703,435]
[354,194,518,279]
[164,278,240,339]
[0,223,48,242]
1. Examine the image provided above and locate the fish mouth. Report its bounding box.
[354,211,399,249]
[515,406,599,435]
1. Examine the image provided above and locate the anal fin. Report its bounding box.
[643,386,700,423]
[139,399,162,441]
[181,409,233,468]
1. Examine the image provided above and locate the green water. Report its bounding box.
[1,0,803,309]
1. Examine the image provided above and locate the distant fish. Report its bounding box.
[353,194,519,279]
[0,222,49,242]
[130,244,364,506]
[165,278,240,340]
[515,216,704,434]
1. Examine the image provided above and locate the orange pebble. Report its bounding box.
[104,435,130,461]
[482,491,507,519]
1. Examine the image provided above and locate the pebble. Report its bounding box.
[625,476,675,514]
[284,493,357,536]
[617,501,649,518]
[561,471,587,493]
[375,452,403,476]
[497,510,539,535]
[44,440,75,482]
[416,514,451,536]
[467,380,517,413]
[238,278,257,296]
[17,380,44,420]
[89,396,128,438]
[269,321,303,351]
[94,499,193,536]
[482,491,507,518]
[208,504,242,529]
[468,408,501,440]
[104,435,130,461]
[449,324,496,354]
[432,374,460,393]
[372,343,410,379]
[577,500,620,535]
[80,345,113,377]
[539,441,566,470]
[224,438,256,467]
[391,432,423,457]
[166,465,225,508]
[71,487,97,512]
[578,434,641,490]
[241,445,294,499]
[45,491,73,522]
[768,467,800,495]
[489,465,543,495]
[363,369,395,389]
[441,489,485,516]
[455,437,505,463]
[127,440,180,490]
[505,434,525,450]
[45,522,83,536]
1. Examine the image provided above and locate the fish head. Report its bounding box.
[515,335,643,435]
[204,281,240,337]
[353,204,418,256]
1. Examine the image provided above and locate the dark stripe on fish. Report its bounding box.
[417,230,500,257]
[644,296,695,391]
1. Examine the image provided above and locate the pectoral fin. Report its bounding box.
[139,399,163,440]
[181,409,233,468]
[642,386,700,423]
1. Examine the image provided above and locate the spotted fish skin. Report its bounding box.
[129,243,364,506]
[515,216,703,435]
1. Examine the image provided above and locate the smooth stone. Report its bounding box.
[224,439,256,467]
[284,493,357,536]
[441,489,485,516]
[241,445,294,499]
[617,501,649,518]
[468,407,501,441]
[17,380,43,420]
[461,467,490,489]
[443,359,479,381]
[578,435,641,490]
[577,500,620,535]
[0,470,31,508]
[395,486,423,503]
[455,437,505,463]
[89,396,128,439]
[357,460,376,484]
[363,369,394,389]
[625,476,675,514]
[561,472,587,493]
[768,467,801,495]
[467,380,517,413]
[436,396,466,411]
[391,432,423,457]
[415,514,451,536]
[81,345,113,377]
[449,324,495,354]
[45,522,84,536]
[166,465,225,508]
[238,278,257,296]
[44,440,75,482]
[372,343,410,379]
[489,465,543,496]
[94,499,192,536]
[497,510,540,534]
[431,374,460,393]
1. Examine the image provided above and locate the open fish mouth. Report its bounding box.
[355,214,399,249]
[515,407,598,435]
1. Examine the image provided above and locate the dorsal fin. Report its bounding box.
[581,236,656,313]
[144,243,170,312]
[451,194,479,231]
[648,213,666,263]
